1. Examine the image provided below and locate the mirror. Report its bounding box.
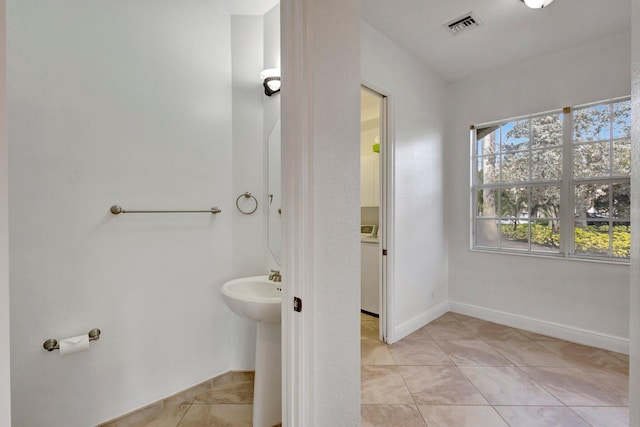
[267,119,282,265]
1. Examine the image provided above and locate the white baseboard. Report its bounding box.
[449,301,629,354]
[391,301,450,344]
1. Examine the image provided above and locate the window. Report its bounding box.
[471,97,631,261]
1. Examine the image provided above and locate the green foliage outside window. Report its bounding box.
[500,223,559,248]
[500,223,630,258]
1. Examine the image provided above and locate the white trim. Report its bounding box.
[382,91,396,345]
[390,301,450,344]
[472,95,629,130]
[381,93,393,343]
[0,0,10,423]
[450,301,630,354]
[361,82,395,344]
[469,247,631,266]
[281,0,314,425]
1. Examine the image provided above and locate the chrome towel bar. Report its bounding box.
[110,205,222,215]
[43,328,101,352]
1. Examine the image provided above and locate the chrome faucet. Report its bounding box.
[268,269,282,283]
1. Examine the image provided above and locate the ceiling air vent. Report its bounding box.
[444,12,481,35]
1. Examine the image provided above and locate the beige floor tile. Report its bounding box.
[606,350,630,364]
[389,339,453,366]
[459,366,562,406]
[361,365,414,404]
[422,321,479,341]
[361,337,396,365]
[494,406,591,427]
[402,328,432,341]
[193,378,254,404]
[459,318,532,340]
[100,374,255,427]
[361,404,426,427]
[537,341,629,375]
[399,366,488,405]
[520,366,629,406]
[418,405,508,427]
[178,404,253,427]
[485,339,574,367]
[571,406,629,427]
[362,320,380,340]
[437,340,513,366]
[99,402,191,427]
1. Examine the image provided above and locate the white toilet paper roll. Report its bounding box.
[59,334,90,356]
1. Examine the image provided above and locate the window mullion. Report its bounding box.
[560,107,574,257]
[609,104,614,177]
[609,183,614,257]
[498,128,503,249]
[470,129,477,249]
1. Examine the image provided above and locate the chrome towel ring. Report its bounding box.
[236,192,258,215]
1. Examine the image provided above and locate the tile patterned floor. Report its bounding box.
[101,311,629,426]
[361,312,630,427]
[99,372,262,427]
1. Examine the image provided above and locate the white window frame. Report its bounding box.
[470,96,631,263]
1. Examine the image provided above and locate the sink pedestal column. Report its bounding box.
[253,321,281,427]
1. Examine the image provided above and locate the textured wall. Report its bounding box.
[361,21,448,341]
[8,2,236,425]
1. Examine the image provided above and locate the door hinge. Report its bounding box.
[294,297,302,312]
[382,249,387,256]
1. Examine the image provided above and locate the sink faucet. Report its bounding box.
[268,269,281,283]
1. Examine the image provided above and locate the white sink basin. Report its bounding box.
[221,275,282,323]
[220,275,283,426]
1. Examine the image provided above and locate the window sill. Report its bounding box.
[469,247,630,266]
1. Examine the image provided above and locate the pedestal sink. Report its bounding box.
[221,276,282,427]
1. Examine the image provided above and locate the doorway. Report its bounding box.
[360,85,389,343]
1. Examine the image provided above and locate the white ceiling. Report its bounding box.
[361,0,631,82]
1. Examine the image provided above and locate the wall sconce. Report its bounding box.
[260,68,281,96]
[520,0,554,8]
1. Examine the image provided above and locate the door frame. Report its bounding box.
[360,83,394,343]
[280,0,361,425]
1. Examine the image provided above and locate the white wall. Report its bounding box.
[262,4,281,270]
[361,21,448,342]
[0,0,11,424]
[281,0,361,423]
[445,32,632,349]
[8,2,236,426]
[230,15,264,371]
[228,3,280,372]
[629,0,640,423]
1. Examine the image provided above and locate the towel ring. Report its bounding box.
[236,192,258,215]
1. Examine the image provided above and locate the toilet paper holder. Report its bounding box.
[43,328,101,352]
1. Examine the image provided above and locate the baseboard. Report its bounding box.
[391,301,450,344]
[449,301,629,354]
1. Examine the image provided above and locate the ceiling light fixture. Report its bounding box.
[520,0,555,8]
[260,68,281,96]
